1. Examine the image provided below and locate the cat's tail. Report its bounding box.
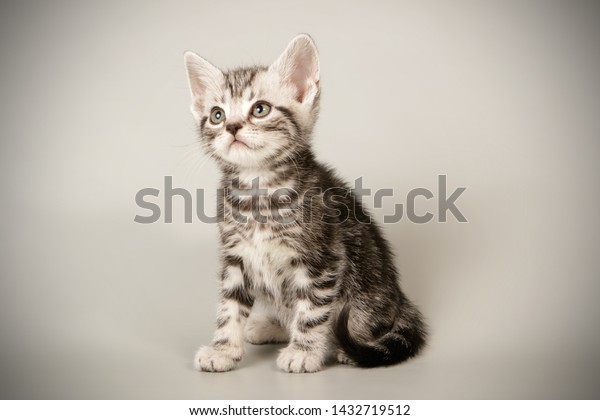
[334,301,427,367]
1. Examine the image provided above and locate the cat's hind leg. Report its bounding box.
[335,349,357,365]
[244,301,289,344]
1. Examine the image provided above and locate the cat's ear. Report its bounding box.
[270,34,320,104]
[183,51,224,119]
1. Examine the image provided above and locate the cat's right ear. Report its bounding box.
[183,51,224,120]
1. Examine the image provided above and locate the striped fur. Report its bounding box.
[185,35,426,373]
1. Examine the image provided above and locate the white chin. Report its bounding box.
[223,148,262,167]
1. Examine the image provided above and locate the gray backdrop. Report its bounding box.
[1,0,599,399]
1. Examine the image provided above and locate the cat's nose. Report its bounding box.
[226,123,242,135]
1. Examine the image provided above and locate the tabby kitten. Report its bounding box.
[184,34,426,373]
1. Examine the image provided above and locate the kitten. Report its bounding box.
[184,34,426,373]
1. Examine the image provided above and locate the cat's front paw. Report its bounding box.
[193,345,242,372]
[277,346,324,373]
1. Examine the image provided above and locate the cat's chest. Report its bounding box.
[221,171,303,292]
[229,222,300,293]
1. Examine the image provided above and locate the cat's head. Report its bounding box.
[184,34,320,169]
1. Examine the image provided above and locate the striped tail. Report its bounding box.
[334,304,427,367]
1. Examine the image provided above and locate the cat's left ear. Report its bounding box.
[270,34,320,104]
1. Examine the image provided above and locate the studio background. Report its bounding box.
[1,0,599,399]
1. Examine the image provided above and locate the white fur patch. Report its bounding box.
[244,315,289,344]
[233,230,298,295]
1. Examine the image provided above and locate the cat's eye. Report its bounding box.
[252,102,271,118]
[210,107,225,124]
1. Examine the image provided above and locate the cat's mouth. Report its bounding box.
[231,140,247,147]
[229,137,250,150]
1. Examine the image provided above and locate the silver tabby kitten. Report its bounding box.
[184,35,426,373]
